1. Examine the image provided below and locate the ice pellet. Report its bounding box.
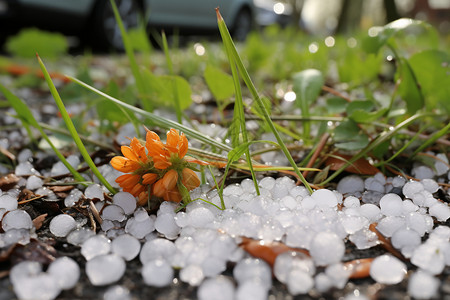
[67,228,95,246]
[140,238,176,264]
[428,202,450,222]
[101,204,126,222]
[86,254,126,286]
[197,276,235,300]
[142,259,174,287]
[233,258,272,286]
[111,234,141,261]
[2,209,33,231]
[85,183,104,200]
[180,264,204,286]
[25,175,43,190]
[154,213,181,239]
[49,214,77,237]
[187,207,215,228]
[125,209,155,239]
[402,181,424,199]
[81,235,111,261]
[379,193,403,216]
[64,188,83,207]
[13,273,60,300]
[311,189,338,209]
[337,175,365,195]
[103,285,131,300]
[10,261,42,285]
[274,251,315,284]
[112,192,136,215]
[0,194,18,211]
[235,280,269,300]
[370,254,407,284]
[407,270,439,299]
[310,231,345,266]
[411,243,446,275]
[47,257,80,290]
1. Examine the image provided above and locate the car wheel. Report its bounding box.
[231,8,252,42]
[91,0,141,51]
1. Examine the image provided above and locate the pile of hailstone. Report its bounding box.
[1,152,449,300]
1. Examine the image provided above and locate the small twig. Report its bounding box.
[322,85,351,102]
[302,133,329,178]
[369,223,405,261]
[89,200,102,225]
[17,194,45,205]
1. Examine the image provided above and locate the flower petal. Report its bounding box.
[152,179,165,198]
[137,191,149,206]
[178,133,188,158]
[162,169,178,191]
[153,156,172,169]
[121,146,139,161]
[130,183,145,197]
[164,188,182,203]
[130,138,148,163]
[111,156,141,173]
[142,173,158,185]
[166,129,179,151]
[116,174,141,190]
[181,168,200,190]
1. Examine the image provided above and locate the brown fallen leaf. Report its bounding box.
[325,154,379,175]
[0,173,20,191]
[49,185,74,193]
[32,214,48,230]
[240,236,374,279]
[240,237,310,267]
[344,257,374,279]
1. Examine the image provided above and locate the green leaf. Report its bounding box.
[292,69,324,107]
[326,97,348,114]
[334,120,369,150]
[346,100,388,123]
[409,50,450,113]
[397,57,424,114]
[346,100,374,116]
[142,70,192,110]
[292,69,324,138]
[204,64,235,101]
[6,28,68,58]
[362,18,438,54]
[350,108,388,123]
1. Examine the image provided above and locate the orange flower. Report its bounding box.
[111,128,201,206]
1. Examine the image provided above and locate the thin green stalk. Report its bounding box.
[161,31,182,123]
[374,127,425,166]
[109,0,152,111]
[37,55,116,194]
[208,165,225,209]
[216,9,313,194]
[68,76,233,153]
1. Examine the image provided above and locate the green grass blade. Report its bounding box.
[320,113,429,185]
[216,9,313,194]
[224,41,260,195]
[161,31,182,123]
[412,121,450,157]
[109,0,152,111]
[0,82,85,183]
[67,75,233,153]
[37,55,116,194]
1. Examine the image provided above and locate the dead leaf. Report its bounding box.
[325,154,379,175]
[344,258,374,279]
[240,237,310,267]
[10,238,57,265]
[32,214,48,230]
[49,185,74,193]
[0,173,20,191]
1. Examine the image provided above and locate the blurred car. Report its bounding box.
[0,0,290,51]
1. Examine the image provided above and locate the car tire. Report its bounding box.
[231,8,253,42]
[90,0,141,51]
